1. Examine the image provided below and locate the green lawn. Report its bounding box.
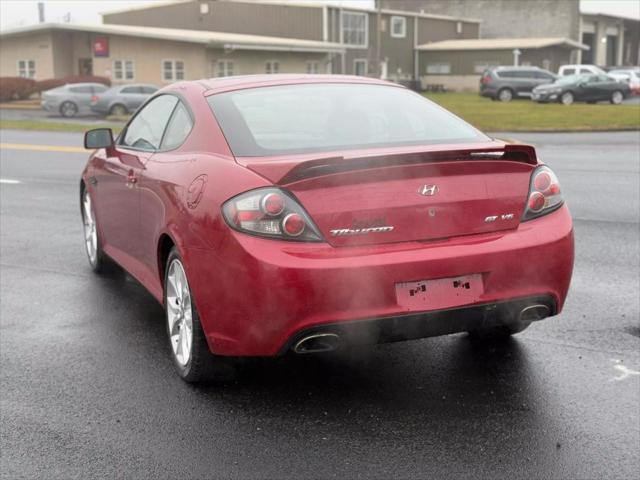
[424,92,640,132]
[0,119,123,134]
[1,94,639,133]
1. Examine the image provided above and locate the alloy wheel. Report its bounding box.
[611,91,623,104]
[82,190,98,266]
[166,259,193,367]
[561,92,574,105]
[498,89,513,102]
[110,104,127,116]
[61,101,78,117]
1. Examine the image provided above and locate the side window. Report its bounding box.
[161,102,193,150]
[535,71,554,80]
[121,95,178,151]
[563,68,575,76]
[92,85,108,94]
[121,86,142,94]
[141,86,158,94]
[69,85,92,93]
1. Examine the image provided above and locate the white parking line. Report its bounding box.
[0,178,22,184]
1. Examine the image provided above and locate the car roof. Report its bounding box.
[494,66,542,70]
[116,83,158,89]
[65,82,106,88]
[197,74,401,95]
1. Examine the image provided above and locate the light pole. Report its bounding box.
[513,48,521,66]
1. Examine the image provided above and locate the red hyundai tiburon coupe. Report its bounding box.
[81,75,574,382]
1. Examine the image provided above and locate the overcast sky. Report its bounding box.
[1,0,638,29]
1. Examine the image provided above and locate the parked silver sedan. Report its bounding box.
[41,83,109,118]
[90,84,158,116]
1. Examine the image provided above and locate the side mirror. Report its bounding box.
[84,128,114,149]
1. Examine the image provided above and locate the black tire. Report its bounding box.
[60,101,78,117]
[560,91,574,105]
[610,90,624,105]
[80,186,117,274]
[109,104,127,116]
[164,247,235,383]
[497,88,514,102]
[468,322,530,341]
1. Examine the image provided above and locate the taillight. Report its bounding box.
[90,95,99,104]
[480,73,492,85]
[522,166,564,221]
[222,188,323,242]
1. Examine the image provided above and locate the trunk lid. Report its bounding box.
[237,143,537,247]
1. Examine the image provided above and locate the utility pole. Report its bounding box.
[376,0,382,78]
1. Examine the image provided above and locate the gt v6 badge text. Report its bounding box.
[330,226,395,236]
[485,213,515,223]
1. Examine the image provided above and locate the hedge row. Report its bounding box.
[0,75,111,102]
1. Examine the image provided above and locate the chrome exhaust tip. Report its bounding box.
[293,333,340,354]
[519,304,550,323]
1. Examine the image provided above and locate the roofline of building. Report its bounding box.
[0,22,345,53]
[416,37,590,51]
[100,0,191,17]
[580,11,640,23]
[100,0,483,24]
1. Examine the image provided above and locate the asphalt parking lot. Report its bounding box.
[1,129,639,479]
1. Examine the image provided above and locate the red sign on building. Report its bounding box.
[93,37,109,57]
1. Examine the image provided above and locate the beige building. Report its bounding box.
[0,22,343,84]
[102,0,482,82]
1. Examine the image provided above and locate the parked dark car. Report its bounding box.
[532,73,630,105]
[480,66,557,102]
[90,84,159,116]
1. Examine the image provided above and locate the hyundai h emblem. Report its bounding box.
[418,184,438,196]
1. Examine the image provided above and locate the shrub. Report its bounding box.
[0,77,36,102]
[34,75,111,94]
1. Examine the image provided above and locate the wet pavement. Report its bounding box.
[1,129,638,479]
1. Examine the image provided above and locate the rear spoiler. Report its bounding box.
[239,144,538,185]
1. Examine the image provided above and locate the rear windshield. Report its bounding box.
[208,83,488,156]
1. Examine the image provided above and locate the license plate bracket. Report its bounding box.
[395,274,483,312]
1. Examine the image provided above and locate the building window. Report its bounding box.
[162,60,185,82]
[390,16,406,38]
[17,60,36,78]
[200,2,209,14]
[266,61,280,74]
[426,63,451,74]
[306,61,320,74]
[456,22,463,34]
[354,59,367,76]
[216,60,234,77]
[473,61,499,74]
[113,60,134,81]
[342,11,368,47]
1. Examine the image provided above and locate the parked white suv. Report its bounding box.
[558,64,606,77]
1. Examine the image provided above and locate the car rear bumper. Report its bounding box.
[479,87,497,98]
[185,204,574,356]
[90,105,108,114]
